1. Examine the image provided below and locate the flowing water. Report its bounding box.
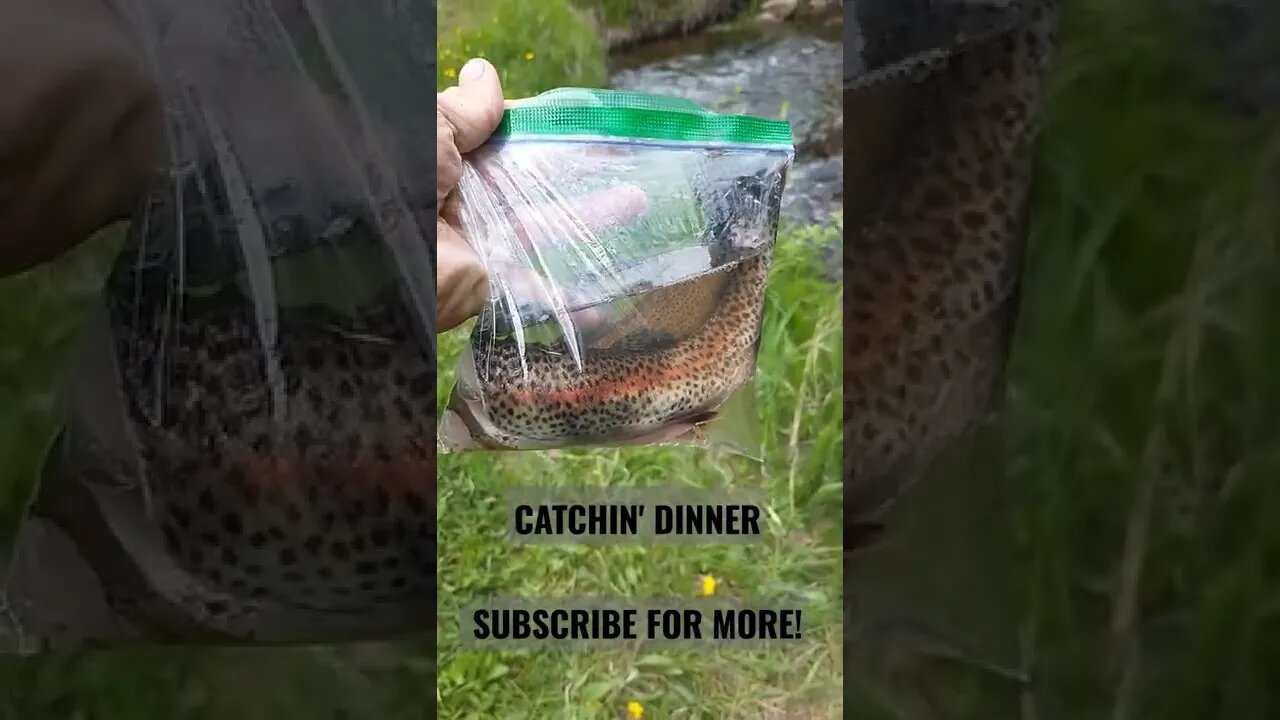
[609,17,844,226]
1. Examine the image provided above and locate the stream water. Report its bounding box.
[609,17,844,227]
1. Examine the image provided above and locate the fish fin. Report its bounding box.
[680,410,720,426]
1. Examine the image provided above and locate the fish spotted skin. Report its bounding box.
[845,0,1062,521]
[469,223,774,449]
[106,284,435,625]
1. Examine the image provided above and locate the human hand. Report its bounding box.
[436,58,506,332]
[0,0,163,276]
[436,59,651,333]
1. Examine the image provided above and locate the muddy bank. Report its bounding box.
[590,0,841,53]
[592,0,753,53]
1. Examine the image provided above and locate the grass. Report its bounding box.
[438,0,605,97]
[1013,3,1280,717]
[436,5,842,717]
[5,0,1272,716]
[848,0,1280,718]
[435,221,844,719]
[573,0,754,35]
[0,226,122,545]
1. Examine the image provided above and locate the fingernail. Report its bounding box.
[460,58,488,82]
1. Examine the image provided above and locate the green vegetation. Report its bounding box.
[1,0,1273,716]
[0,221,843,720]
[574,0,751,36]
[1016,2,1280,717]
[0,2,842,719]
[850,0,1280,718]
[0,226,120,545]
[436,222,843,719]
[438,1,605,97]
[436,4,841,717]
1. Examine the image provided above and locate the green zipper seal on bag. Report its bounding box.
[493,88,794,149]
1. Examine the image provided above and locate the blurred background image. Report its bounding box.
[846,0,1280,718]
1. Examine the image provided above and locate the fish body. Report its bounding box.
[42,271,440,641]
[457,223,773,450]
[845,0,1061,521]
[145,306,431,602]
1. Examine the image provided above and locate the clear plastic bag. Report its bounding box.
[0,0,437,651]
[843,0,1062,706]
[438,89,794,455]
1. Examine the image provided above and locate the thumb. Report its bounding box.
[438,58,505,154]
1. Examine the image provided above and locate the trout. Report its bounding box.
[17,225,438,644]
[449,215,775,450]
[844,0,1062,523]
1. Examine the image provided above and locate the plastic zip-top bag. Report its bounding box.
[0,1,437,651]
[843,0,1063,705]
[438,89,794,455]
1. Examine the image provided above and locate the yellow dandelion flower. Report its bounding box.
[443,67,457,78]
[627,700,645,719]
[700,574,718,597]
[524,51,535,61]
